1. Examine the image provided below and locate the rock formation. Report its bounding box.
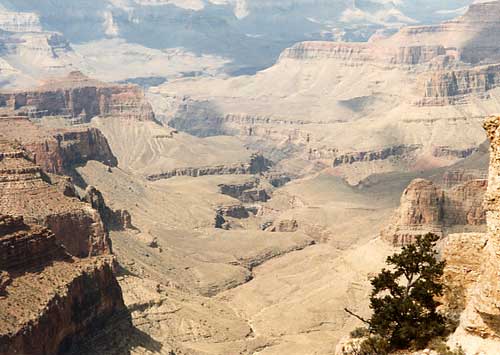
[0,140,110,257]
[0,71,155,122]
[419,64,500,106]
[265,219,299,233]
[0,214,126,355]
[146,153,272,181]
[0,115,117,174]
[83,185,133,231]
[218,178,270,203]
[452,116,500,349]
[382,178,487,246]
[0,214,68,272]
[332,145,422,167]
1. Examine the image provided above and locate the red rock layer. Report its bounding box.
[0,254,125,355]
[0,215,67,272]
[0,71,155,123]
[0,141,110,257]
[0,115,117,174]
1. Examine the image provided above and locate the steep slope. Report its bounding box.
[0,140,109,257]
[447,116,500,354]
[0,140,127,354]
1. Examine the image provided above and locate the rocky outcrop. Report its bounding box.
[279,41,447,66]
[0,115,117,174]
[332,145,421,167]
[381,178,487,246]
[454,116,500,345]
[0,71,155,122]
[0,215,67,272]
[441,233,488,324]
[267,174,292,188]
[432,146,478,159]
[265,219,299,233]
[27,127,118,174]
[218,178,270,203]
[0,137,127,354]
[83,186,133,231]
[0,141,110,257]
[419,64,500,106]
[217,205,250,219]
[146,154,272,181]
[0,257,125,355]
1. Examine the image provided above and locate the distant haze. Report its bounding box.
[0,0,475,79]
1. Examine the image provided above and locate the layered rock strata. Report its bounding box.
[332,145,421,167]
[0,115,117,174]
[146,154,272,181]
[0,71,155,122]
[280,41,448,66]
[0,228,125,355]
[419,64,500,106]
[456,116,500,342]
[382,178,487,246]
[0,141,110,257]
[218,178,270,203]
[0,215,67,272]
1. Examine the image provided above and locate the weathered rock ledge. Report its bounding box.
[0,213,126,355]
[0,71,155,123]
[382,178,487,246]
[146,154,272,181]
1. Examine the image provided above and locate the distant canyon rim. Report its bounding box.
[2,1,500,355]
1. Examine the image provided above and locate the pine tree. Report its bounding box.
[347,233,447,352]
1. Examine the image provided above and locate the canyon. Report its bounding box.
[2,1,500,355]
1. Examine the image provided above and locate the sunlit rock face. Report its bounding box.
[381,178,487,246]
[445,116,500,354]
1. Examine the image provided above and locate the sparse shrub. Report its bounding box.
[358,335,390,355]
[350,327,369,339]
[428,338,466,355]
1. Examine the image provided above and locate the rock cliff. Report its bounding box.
[0,115,117,174]
[83,185,133,231]
[332,145,422,167]
[146,153,272,181]
[218,178,270,203]
[0,71,155,123]
[382,178,487,246]
[419,64,500,106]
[0,214,126,355]
[451,116,500,351]
[0,140,110,257]
[279,41,448,66]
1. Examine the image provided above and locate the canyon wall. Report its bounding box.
[0,71,155,122]
[0,115,117,174]
[419,64,500,106]
[146,153,272,181]
[0,213,125,355]
[381,177,487,246]
[0,141,110,257]
[279,41,448,66]
[454,116,500,347]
